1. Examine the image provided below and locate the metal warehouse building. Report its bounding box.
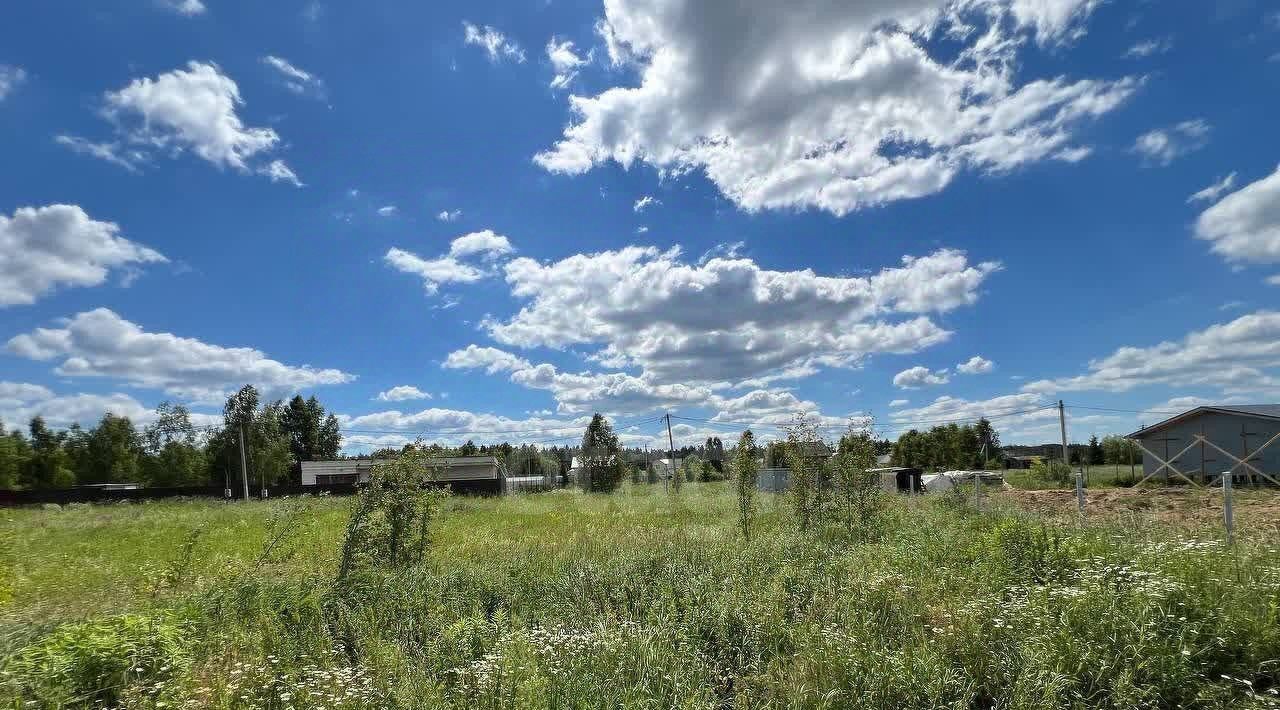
[1127,404,1280,486]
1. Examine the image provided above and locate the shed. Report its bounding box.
[1127,404,1280,486]
[866,467,923,494]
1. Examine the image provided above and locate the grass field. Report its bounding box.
[1002,464,1144,490]
[3,484,1280,708]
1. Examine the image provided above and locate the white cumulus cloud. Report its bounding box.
[1194,166,1280,266]
[0,204,167,307]
[60,61,295,183]
[956,355,995,374]
[893,366,950,389]
[375,385,432,402]
[385,230,515,296]
[1022,310,1280,396]
[5,308,355,405]
[535,0,1136,215]
[483,246,997,387]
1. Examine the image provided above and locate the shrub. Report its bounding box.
[335,448,449,584]
[6,613,188,707]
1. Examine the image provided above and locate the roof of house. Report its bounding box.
[1127,404,1280,439]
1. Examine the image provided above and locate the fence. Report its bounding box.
[0,477,511,507]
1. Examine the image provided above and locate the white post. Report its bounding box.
[1223,470,1234,545]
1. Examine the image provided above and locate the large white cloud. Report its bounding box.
[0,204,167,307]
[1195,166,1280,267]
[1023,311,1280,396]
[535,0,1135,215]
[483,245,996,385]
[6,309,355,405]
[60,62,296,183]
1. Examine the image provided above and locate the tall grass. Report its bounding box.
[3,484,1279,708]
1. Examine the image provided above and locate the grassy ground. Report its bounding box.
[3,484,1280,708]
[1003,464,1144,490]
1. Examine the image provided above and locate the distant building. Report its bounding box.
[300,456,503,486]
[1128,404,1280,485]
[1003,455,1042,469]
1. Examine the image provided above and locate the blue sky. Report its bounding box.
[2,0,1280,451]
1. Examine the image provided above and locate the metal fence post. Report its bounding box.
[1223,470,1234,544]
[1075,470,1084,517]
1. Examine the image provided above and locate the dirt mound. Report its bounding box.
[999,486,1280,530]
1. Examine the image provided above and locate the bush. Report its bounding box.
[335,449,449,584]
[5,613,188,706]
[1031,459,1073,485]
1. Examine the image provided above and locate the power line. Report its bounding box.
[1066,404,1182,415]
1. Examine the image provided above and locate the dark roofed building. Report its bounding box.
[1127,404,1280,485]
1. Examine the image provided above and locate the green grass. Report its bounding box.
[3,484,1280,709]
[1004,464,1145,490]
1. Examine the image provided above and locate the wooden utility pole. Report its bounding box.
[1060,401,1082,515]
[665,413,677,491]
[238,425,250,501]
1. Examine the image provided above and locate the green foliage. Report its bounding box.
[5,613,188,707]
[891,417,1002,471]
[336,448,450,583]
[20,416,75,489]
[283,395,343,466]
[732,430,759,540]
[1088,434,1105,466]
[832,422,885,541]
[1031,458,1074,484]
[1102,434,1143,465]
[0,421,31,489]
[6,488,1280,709]
[579,413,623,493]
[784,414,825,532]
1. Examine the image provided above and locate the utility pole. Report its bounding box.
[238,425,250,501]
[1060,401,1082,516]
[665,412,677,492]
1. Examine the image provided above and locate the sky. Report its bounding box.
[2,0,1280,452]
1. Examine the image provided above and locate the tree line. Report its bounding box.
[0,385,341,490]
